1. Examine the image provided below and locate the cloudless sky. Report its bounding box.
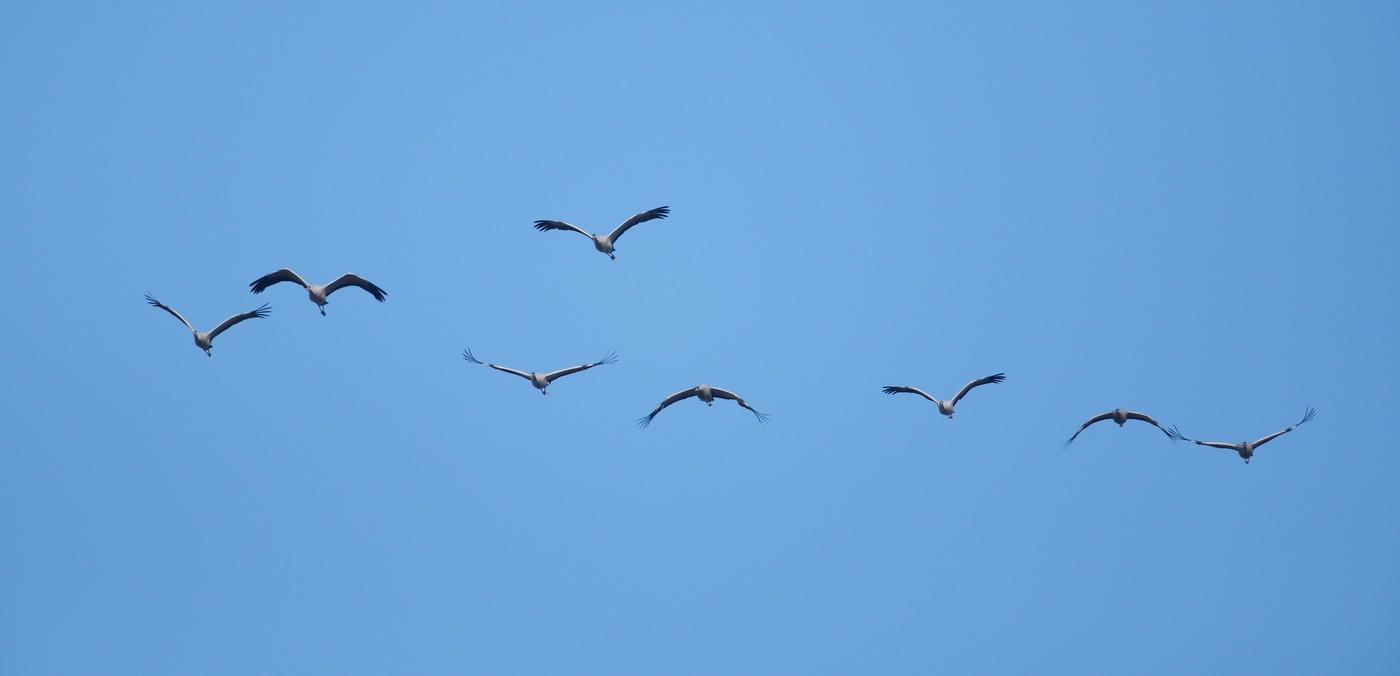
[2,1,1398,673]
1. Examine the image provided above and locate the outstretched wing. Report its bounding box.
[1252,407,1316,448]
[881,386,938,403]
[249,268,311,294]
[950,373,1006,407]
[207,304,271,340]
[606,205,670,243]
[1124,411,1174,440]
[324,273,387,302]
[533,220,592,238]
[462,348,533,381]
[1167,426,1239,451]
[145,294,195,333]
[1062,411,1116,448]
[636,388,699,428]
[709,387,772,424]
[544,351,618,383]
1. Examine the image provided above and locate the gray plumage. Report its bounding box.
[1062,409,1174,449]
[462,348,617,394]
[533,206,670,260]
[882,373,1006,418]
[1168,408,1316,464]
[637,384,771,428]
[249,268,386,315]
[145,294,270,357]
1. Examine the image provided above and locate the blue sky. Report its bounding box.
[2,1,1397,672]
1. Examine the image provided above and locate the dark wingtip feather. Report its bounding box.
[1160,424,1180,443]
[650,206,670,219]
[533,220,561,232]
[365,283,388,302]
[463,348,482,365]
[1301,407,1317,425]
[144,293,161,307]
[1166,425,1190,443]
[248,272,278,294]
[987,373,1007,384]
[251,303,272,318]
[881,386,900,395]
[599,350,619,366]
[636,415,654,429]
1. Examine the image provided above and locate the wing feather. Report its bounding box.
[1123,411,1174,439]
[636,387,699,428]
[533,220,592,238]
[607,206,670,243]
[1252,407,1316,448]
[1062,411,1115,448]
[1168,426,1239,451]
[709,387,771,424]
[324,273,387,301]
[462,348,533,381]
[544,351,618,382]
[949,373,1006,407]
[145,294,195,333]
[207,303,271,340]
[249,268,311,294]
[881,386,938,403]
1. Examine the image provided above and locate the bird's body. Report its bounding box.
[1062,408,1174,448]
[145,294,271,357]
[882,373,1006,418]
[637,383,770,427]
[249,269,387,315]
[462,348,617,394]
[1168,408,1316,464]
[533,206,670,260]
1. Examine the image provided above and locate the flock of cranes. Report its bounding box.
[146,206,1315,463]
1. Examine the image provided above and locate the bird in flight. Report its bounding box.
[637,384,771,428]
[145,294,270,357]
[1168,408,1315,464]
[249,269,387,315]
[533,206,670,260]
[1062,409,1174,448]
[882,373,1006,418]
[462,348,618,394]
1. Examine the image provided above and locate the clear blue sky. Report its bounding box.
[2,2,1397,673]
